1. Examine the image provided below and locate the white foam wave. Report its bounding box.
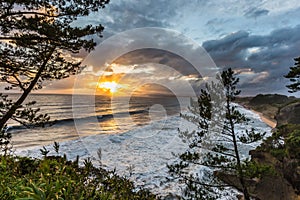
[15,106,272,199]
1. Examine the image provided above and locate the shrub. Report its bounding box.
[0,154,158,200]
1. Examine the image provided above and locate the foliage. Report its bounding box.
[242,159,276,179]
[285,57,300,93]
[0,0,109,142]
[0,143,157,200]
[259,124,300,160]
[168,68,266,200]
[286,129,300,158]
[40,146,50,157]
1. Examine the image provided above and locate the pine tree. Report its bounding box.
[285,57,300,93]
[0,0,109,138]
[168,68,265,199]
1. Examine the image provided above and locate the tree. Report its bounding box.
[285,57,300,93]
[0,0,109,138]
[168,68,265,200]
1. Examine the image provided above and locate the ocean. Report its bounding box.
[7,94,272,198]
[8,94,184,148]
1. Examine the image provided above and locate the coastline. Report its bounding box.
[237,102,277,129]
[250,109,277,129]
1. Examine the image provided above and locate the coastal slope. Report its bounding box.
[236,94,300,200]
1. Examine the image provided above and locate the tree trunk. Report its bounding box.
[0,47,55,130]
[226,99,250,200]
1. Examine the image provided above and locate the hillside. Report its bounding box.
[235,94,300,200]
[236,94,300,126]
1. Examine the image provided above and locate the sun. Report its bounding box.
[97,81,120,94]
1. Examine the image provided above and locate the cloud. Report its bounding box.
[244,7,269,18]
[202,24,300,95]
[205,18,231,35]
[76,0,181,40]
[88,51,207,96]
[46,23,300,96]
[9,0,298,96]
[112,49,200,77]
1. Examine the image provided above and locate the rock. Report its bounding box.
[248,150,300,199]
[234,94,300,199]
[276,101,300,126]
[283,158,300,194]
[249,150,281,167]
[216,169,298,200]
[252,175,297,200]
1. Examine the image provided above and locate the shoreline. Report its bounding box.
[238,103,277,129]
[250,109,277,129]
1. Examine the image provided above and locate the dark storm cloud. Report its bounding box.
[244,7,269,18]
[113,48,200,77]
[86,0,182,40]
[202,25,300,94]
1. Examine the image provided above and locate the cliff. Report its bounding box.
[234,94,300,199]
[276,101,300,126]
[236,94,300,126]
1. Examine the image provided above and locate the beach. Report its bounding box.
[250,109,277,129]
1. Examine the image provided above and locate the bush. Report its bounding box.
[0,154,158,200]
[242,160,276,179]
[286,129,300,159]
[258,124,300,160]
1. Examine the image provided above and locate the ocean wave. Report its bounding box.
[14,106,272,199]
[7,109,149,131]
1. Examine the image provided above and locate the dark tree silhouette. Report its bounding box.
[285,57,300,93]
[0,0,109,138]
[168,68,265,200]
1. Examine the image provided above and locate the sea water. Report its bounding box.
[7,94,272,198]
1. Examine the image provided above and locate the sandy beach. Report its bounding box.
[251,109,277,129]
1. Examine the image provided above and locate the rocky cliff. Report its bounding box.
[276,101,300,126]
[234,94,300,199]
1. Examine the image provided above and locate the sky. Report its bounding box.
[38,0,300,96]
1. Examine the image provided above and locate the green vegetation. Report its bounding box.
[0,144,157,200]
[259,124,300,160]
[241,159,276,179]
[252,124,300,195]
